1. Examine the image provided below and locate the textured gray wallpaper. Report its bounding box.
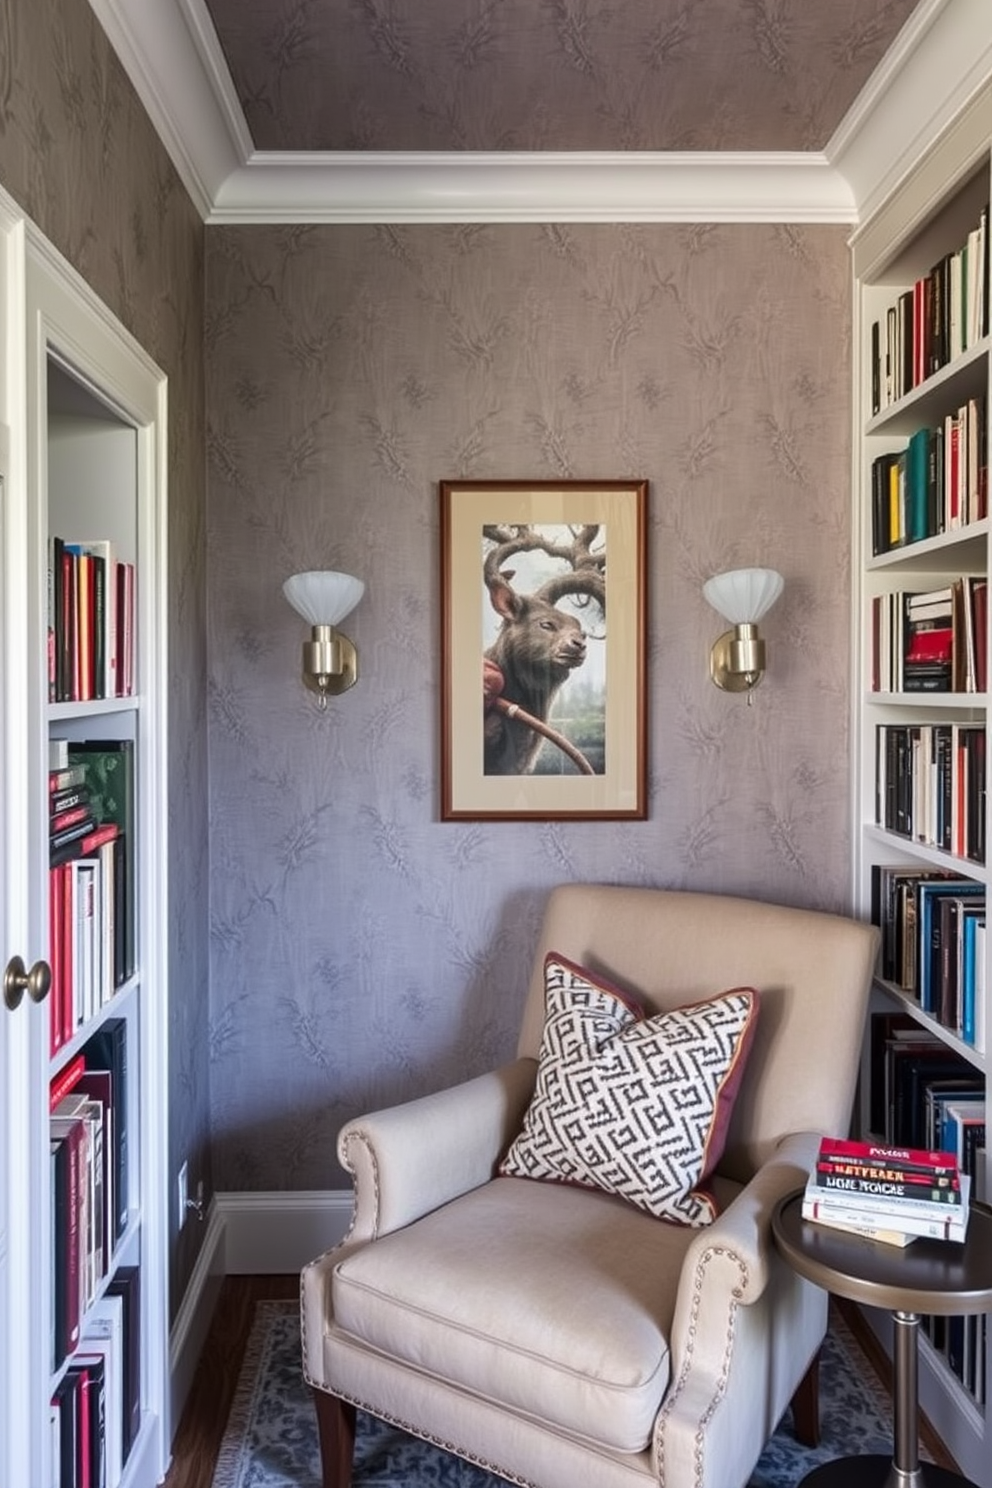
[204,0,917,152]
[0,0,209,1321]
[205,220,853,1191]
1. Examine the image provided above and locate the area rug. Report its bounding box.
[211,1301,903,1488]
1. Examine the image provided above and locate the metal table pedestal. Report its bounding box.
[772,1192,992,1488]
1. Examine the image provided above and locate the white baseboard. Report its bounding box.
[168,1200,226,1435]
[167,1189,352,1438]
[215,1188,353,1273]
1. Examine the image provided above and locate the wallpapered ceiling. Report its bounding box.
[203,0,918,152]
[206,218,852,1191]
[0,0,209,1319]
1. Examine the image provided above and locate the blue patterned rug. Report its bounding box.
[212,1301,903,1487]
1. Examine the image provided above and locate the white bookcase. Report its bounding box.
[0,191,169,1488]
[851,88,992,1484]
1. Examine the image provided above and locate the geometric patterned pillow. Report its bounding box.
[500,953,760,1226]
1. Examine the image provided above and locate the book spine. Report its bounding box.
[818,1135,959,1173]
[809,1166,969,1214]
[805,1213,915,1247]
[814,1169,961,1204]
[816,1155,960,1187]
[802,1196,965,1241]
[49,1055,86,1112]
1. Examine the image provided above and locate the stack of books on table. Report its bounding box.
[802,1136,970,1246]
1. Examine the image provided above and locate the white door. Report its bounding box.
[0,198,46,1488]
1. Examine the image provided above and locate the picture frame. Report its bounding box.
[440,479,648,821]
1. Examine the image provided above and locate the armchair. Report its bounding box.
[302,884,879,1488]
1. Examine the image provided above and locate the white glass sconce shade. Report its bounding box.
[283,570,365,703]
[282,570,365,627]
[703,567,784,625]
[703,568,784,696]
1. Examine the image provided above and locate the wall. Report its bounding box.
[0,0,209,1320]
[205,220,853,1190]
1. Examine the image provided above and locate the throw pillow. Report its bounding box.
[500,953,759,1225]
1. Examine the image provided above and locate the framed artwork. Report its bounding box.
[440,479,648,821]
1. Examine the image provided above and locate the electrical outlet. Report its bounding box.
[178,1160,189,1225]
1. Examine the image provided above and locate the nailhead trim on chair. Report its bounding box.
[340,1129,382,1240]
[653,1244,747,1488]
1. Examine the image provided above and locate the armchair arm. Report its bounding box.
[338,1057,537,1242]
[653,1131,822,1485]
[677,1129,820,1312]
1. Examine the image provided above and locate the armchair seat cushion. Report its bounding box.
[331,1173,741,1453]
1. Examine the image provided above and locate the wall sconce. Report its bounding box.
[283,570,365,706]
[702,567,784,697]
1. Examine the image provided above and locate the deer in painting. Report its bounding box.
[482,525,605,776]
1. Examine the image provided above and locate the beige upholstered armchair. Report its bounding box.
[302,885,879,1488]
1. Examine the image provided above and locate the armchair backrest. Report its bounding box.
[519,885,880,1183]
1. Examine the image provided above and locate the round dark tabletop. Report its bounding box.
[772,1190,992,1316]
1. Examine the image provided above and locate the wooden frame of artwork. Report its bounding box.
[440,479,648,821]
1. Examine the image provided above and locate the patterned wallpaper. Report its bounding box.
[204,0,918,152]
[0,0,209,1320]
[205,219,853,1191]
[1,0,860,1236]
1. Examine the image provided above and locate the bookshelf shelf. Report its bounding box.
[0,211,169,1486]
[852,91,992,1481]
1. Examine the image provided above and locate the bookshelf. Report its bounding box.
[851,88,992,1484]
[0,202,169,1487]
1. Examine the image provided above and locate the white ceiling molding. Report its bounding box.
[87,0,992,227]
[214,152,856,225]
[826,0,992,227]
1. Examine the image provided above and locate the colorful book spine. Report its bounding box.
[803,1171,971,1236]
[814,1167,961,1205]
[818,1135,959,1174]
[802,1192,968,1243]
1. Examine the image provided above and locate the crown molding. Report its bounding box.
[211,152,855,225]
[87,0,992,227]
[826,0,992,226]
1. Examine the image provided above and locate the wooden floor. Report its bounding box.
[163,1275,300,1488]
[161,1279,958,1488]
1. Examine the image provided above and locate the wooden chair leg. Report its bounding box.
[312,1388,357,1488]
[790,1350,821,1448]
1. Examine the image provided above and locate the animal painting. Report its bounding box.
[482,525,605,776]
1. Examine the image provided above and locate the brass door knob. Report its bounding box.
[3,955,53,1011]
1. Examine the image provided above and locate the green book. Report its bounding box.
[905,426,930,544]
[67,741,135,982]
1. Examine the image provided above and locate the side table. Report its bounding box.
[772,1190,992,1488]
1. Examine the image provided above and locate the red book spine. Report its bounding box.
[80,823,118,854]
[814,1163,960,1202]
[818,1135,958,1174]
[54,1122,82,1354]
[49,1054,85,1113]
[51,805,90,835]
[50,868,63,1057]
[62,865,75,1040]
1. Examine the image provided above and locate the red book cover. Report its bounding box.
[913,277,925,387]
[75,552,95,703]
[49,1054,85,1113]
[818,1135,959,1174]
[62,864,75,1040]
[974,579,988,693]
[948,414,961,525]
[49,867,64,1057]
[80,822,118,854]
[50,1118,83,1355]
[50,804,90,835]
[73,1363,91,1488]
[905,625,953,663]
[814,1161,960,1201]
[74,1354,106,1488]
